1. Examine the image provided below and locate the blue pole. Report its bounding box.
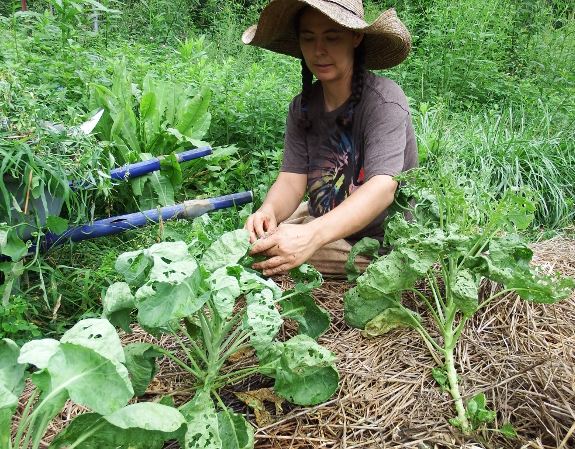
[109,146,212,181]
[36,191,253,253]
[69,146,213,188]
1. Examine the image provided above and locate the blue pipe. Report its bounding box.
[109,146,212,181]
[69,146,213,188]
[33,191,252,253]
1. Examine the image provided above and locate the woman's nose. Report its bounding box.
[314,40,326,56]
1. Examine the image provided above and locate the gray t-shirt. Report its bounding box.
[280,71,418,244]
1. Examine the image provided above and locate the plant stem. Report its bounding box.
[406,287,445,332]
[213,367,260,388]
[13,390,38,448]
[155,346,202,379]
[168,327,204,378]
[444,342,470,433]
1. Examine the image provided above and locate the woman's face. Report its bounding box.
[298,7,364,86]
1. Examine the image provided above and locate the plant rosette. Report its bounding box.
[101,229,338,447]
[344,167,574,436]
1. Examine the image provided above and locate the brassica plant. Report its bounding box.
[344,168,574,434]
[0,319,185,449]
[102,229,338,447]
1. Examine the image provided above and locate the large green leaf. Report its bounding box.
[357,251,418,298]
[102,282,135,334]
[362,307,423,338]
[206,269,241,320]
[278,292,330,339]
[200,230,250,273]
[123,343,164,396]
[217,408,254,449]
[345,237,380,282]
[0,339,25,412]
[243,289,282,353]
[343,286,399,329]
[61,318,125,364]
[18,339,60,369]
[450,269,479,318]
[134,273,206,328]
[49,404,186,449]
[181,389,222,449]
[274,365,339,406]
[31,343,133,418]
[261,335,339,406]
[176,86,211,137]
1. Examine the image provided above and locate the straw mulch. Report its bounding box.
[12,236,575,448]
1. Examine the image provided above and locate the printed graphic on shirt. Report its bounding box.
[308,128,364,216]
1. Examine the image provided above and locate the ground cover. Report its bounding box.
[1,0,575,446]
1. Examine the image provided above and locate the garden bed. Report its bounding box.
[12,235,575,448]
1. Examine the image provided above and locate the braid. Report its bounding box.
[336,40,366,130]
[298,57,314,132]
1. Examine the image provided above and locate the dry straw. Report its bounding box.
[12,236,575,448]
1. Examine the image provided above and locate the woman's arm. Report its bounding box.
[251,174,397,275]
[244,172,307,243]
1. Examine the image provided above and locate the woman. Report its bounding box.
[242,0,417,276]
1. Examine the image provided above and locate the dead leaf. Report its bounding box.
[227,347,256,363]
[234,388,285,427]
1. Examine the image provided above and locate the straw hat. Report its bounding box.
[241,0,411,70]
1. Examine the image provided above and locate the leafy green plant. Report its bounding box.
[44,0,120,46]
[102,229,338,446]
[0,129,112,306]
[0,318,186,449]
[89,61,212,208]
[344,168,574,434]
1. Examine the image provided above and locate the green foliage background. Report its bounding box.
[0,0,574,336]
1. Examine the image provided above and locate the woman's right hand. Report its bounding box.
[244,208,278,244]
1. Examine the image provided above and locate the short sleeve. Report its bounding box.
[362,101,410,182]
[280,96,309,174]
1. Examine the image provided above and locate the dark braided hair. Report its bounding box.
[298,56,314,132]
[336,39,366,130]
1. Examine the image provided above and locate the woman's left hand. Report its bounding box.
[250,223,321,276]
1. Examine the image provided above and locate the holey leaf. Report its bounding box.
[102,282,135,334]
[362,307,422,339]
[30,343,134,416]
[243,289,282,353]
[288,263,323,293]
[357,252,418,299]
[181,389,221,449]
[450,269,479,318]
[278,292,330,339]
[217,408,254,449]
[206,268,241,320]
[262,335,339,406]
[343,286,399,329]
[201,229,250,273]
[61,318,126,364]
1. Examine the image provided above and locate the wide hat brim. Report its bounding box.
[242,0,412,70]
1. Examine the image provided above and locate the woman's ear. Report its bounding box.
[353,31,365,48]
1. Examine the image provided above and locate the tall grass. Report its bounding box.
[414,102,575,227]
